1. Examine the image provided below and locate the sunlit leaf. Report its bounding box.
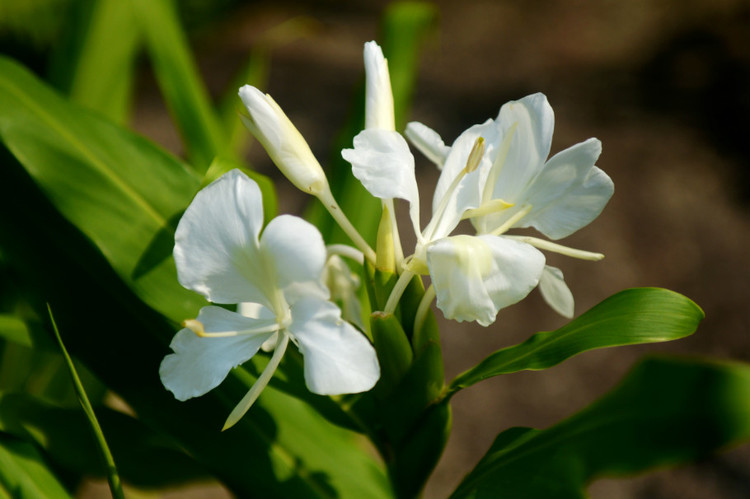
[449,288,704,392]
[130,0,229,170]
[49,0,141,124]
[0,434,72,499]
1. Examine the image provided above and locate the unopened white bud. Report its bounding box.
[363,41,395,131]
[238,85,328,196]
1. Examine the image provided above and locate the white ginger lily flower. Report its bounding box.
[160,169,380,429]
[408,93,614,318]
[343,93,612,324]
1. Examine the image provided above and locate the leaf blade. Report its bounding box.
[450,288,704,391]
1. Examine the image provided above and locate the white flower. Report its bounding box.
[160,169,379,429]
[343,93,612,324]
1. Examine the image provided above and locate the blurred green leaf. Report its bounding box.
[0,55,205,321]
[449,288,704,392]
[0,315,48,350]
[382,1,438,128]
[0,434,72,499]
[0,393,208,489]
[450,356,750,499]
[49,0,141,124]
[219,16,319,159]
[130,0,230,170]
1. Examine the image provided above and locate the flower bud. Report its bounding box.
[238,85,328,196]
[364,41,395,131]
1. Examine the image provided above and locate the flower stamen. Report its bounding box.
[184,319,283,338]
[487,204,533,236]
[462,198,515,219]
[223,332,291,430]
[505,235,605,261]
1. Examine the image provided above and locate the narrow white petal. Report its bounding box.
[159,306,275,401]
[495,93,555,194]
[405,121,450,169]
[174,170,271,306]
[342,129,421,235]
[364,41,395,131]
[539,265,575,318]
[521,138,613,239]
[288,298,380,395]
[427,235,545,326]
[259,214,328,303]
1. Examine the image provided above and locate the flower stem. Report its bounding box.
[318,188,377,264]
[327,244,364,264]
[383,270,415,314]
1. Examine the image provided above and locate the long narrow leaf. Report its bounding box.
[449,288,704,392]
[130,0,229,170]
[47,304,125,499]
[450,356,750,499]
[49,0,140,124]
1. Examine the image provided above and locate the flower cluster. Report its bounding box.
[160,40,613,427]
[343,42,613,325]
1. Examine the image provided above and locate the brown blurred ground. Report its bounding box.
[131,1,750,497]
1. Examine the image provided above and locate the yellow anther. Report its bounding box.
[464,136,486,173]
[183,319,206,337]
[462,198,515,219]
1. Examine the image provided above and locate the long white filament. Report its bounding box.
[223,332,290,430]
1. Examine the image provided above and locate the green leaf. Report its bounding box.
[49,0,141,124]
[450,288,704,391]
[47,304,125,499]
[381,1,438,129]
[218,16,318,159]
[450,356,750,499]
[0,434,72,499]
[0,55,205,322]
[0,315,52,350]
[130,0,229,170]
[0,393,209,489]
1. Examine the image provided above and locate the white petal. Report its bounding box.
[364,41,395,131]
[342,129,421,235]
[427,235,545,326]
[494,93,555,197]
[425,120,499,240]
[405,121,450,169]
[521,138,613,239]
[159,306,275,401]
[174,169,272,306]
[238,86,327,195]
[288,298,379,395]
[539,266,575,318]
[260,214,328,303]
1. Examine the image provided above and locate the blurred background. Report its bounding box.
[1,0,748,497]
